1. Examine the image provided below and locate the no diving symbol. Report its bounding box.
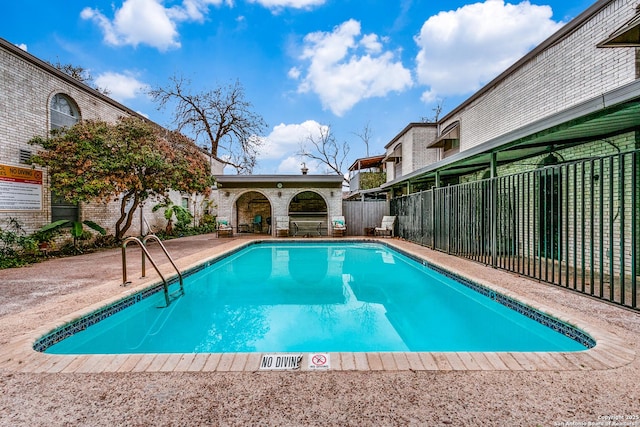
[308,353,330,370]
[311,354,326,366]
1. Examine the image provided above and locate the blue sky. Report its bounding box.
[3,0,594,175]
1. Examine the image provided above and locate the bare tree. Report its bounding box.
[298,124,350,185]
[48,60,111,95]
[149,75,267,174]
[353,121,373,157]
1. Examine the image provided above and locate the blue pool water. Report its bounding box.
[43,242,589,354]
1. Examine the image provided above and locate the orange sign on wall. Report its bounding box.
[0,164,43,211]
[0,164,43,184]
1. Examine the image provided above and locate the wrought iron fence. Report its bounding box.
[391,149,639,311]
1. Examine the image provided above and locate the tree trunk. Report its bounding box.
[115,191,140,240]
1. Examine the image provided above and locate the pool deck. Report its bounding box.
[1,233,639,425]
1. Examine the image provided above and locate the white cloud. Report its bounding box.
[258,120,326,160]
[81,0,180,51]
[287,67,301,80]
[16,43,27,51]
[247,0,325,10]
[94,71,150,102]
[168,0,233,22]
[415,0,564,102]
[290,19,412,116]
[360,34,383,54]
[276,156,326,174]
[276,156,305,174]
[81,0,232,51]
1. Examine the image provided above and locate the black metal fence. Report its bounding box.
[391,149,639,311]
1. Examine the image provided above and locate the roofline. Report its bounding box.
[347,186,389,196]
[384,122,437,149]
[0,37,147,121]
[439,0,615,123]
[382,78,640,188]
[215,174,345,183]
[347,154,385,171]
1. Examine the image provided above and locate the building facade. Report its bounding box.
[0,38,216,237]
[379,0,640,310]
[382,0,639,191]
[214,174,344,236]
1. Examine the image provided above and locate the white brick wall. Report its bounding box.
[0,41,214,237]
[216,187,343,236]
[441,0,636,152]
[383,125,440,181]
[1,44,138,234]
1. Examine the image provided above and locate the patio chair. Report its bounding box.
[253,215,262,233]
[216,217,233,238]
[275,216,290,237]
[331,216,346,237]
[375,216,396,237]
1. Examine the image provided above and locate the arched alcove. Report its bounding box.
[235,191,272,234]
[287,190,328,236]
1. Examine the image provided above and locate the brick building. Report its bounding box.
[382,0,640,191]
[0,37,219,237]
[214,174,344,236]
[377,0,640,310]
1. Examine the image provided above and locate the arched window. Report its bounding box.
[49,93,81,222]
[50,93,80,131]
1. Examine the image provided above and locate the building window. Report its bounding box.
[51,193,79,223]
[443,139,460,156]
[49,94,80,221]
[181,197,190,209]
[50,93,80,131]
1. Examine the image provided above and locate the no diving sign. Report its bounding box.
[258,353,330,371]
[308,353,330,370]
[259,354,302,370]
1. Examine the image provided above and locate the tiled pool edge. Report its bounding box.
[32,239,256,353]
[377,240,597,349]
[32,238,596,353]
[7,237,635,374]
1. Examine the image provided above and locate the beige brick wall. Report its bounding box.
[384,125,440,182]
[0,42,215,237]
[441,0,637,153]
[215,187,343,236]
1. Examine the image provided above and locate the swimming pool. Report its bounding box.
[37,241,593,354]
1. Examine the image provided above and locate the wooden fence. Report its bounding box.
[342,200,389,236]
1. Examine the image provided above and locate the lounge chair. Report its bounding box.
[331,216,346,237]
[275,216,290,237]
[216,217,233,237]
[375,215,396,237]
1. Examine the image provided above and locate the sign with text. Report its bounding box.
[259,354,302,370]
[308,353,330,370]
[0,164,43,211]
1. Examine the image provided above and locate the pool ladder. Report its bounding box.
[121,235,184,307]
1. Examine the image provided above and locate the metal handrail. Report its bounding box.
[142,234,184,295]
[121,236,180,307]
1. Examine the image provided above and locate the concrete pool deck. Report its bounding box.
[1,233,639,425]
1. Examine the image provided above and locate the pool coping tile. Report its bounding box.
[2,237,636,374]
[187,353,209,372]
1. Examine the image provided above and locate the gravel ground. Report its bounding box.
[0,234,638,426]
